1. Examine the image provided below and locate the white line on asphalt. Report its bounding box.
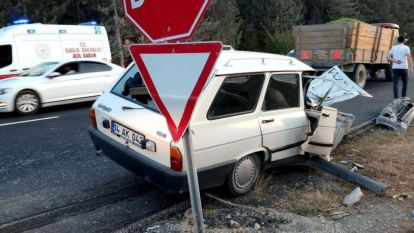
[0,116,60,127]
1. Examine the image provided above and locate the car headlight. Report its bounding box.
[0,88,11,95]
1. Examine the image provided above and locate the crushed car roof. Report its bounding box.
[214,50,315,75]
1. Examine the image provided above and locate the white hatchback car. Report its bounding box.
[0,60,124,115]
[88,50,354,196]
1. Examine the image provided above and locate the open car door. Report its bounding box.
[301,66,372,158]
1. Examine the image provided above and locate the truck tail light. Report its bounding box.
[301,50,311,60]
[170,146,183,172]
[332,49,343,60]
[89,108,97,129]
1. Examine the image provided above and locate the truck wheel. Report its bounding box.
[352,64,367,88]
[227,154,261,197]
[15,90,40,115]
[385,65,393,82]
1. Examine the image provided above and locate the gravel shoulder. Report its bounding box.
[117,125,414,233]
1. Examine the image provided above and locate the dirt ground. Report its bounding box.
[118,126,414,233]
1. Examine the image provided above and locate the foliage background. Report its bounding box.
[1,0,413,65]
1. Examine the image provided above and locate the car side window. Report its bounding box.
[262,73,300,111]
[208,74,265,119]
[79,62,112,73]
[54,63,79,76]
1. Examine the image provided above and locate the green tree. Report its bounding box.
[326,0,360,22]
[237,0,303,53]
[193,0,241,47]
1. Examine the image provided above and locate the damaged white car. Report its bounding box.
[88,50,370,196]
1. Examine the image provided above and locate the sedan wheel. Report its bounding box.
[15,91,40,115]
[227,154,261,196]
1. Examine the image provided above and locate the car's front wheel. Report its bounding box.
[15,90,40,115]
[227,154,261,197]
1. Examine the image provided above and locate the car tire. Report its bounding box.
[227,154,261,197]
[15,90,41,115]
[351,64,367,88]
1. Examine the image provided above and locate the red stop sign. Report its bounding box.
[124,0,212,43]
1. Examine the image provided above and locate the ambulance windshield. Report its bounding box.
[0,45,12,69]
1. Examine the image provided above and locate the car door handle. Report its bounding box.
[262,119,274,124]
[9,69,17,72]
[22,68,30,71]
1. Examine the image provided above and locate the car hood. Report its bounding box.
[306,66,372,107]
[0,76,41,88]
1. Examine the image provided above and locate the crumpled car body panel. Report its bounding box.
[376,99,414,131]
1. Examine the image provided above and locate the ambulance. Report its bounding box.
[0,21,112,80]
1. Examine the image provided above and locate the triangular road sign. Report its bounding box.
[130,42,223,142]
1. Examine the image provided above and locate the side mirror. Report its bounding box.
[47,72,61,78]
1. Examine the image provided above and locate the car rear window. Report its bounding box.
[79,62,112,73]
[208,74,265,119]
[111,64,157,110]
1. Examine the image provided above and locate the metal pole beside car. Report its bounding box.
[183,129,206,233]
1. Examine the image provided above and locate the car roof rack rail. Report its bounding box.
[223,57,294,67]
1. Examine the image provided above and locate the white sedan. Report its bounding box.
[0,60,124,115]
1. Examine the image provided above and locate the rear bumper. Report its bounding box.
[88,127,234,193]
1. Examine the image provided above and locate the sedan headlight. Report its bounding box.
[0,88,11,95]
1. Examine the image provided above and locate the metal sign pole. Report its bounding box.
[183,128,205,233]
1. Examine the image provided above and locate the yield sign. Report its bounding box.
[130,42,223,142]
[124,0,212,43]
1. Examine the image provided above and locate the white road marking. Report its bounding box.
[0,116,60,127]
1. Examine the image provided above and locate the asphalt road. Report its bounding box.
[334,75,414,125]
[0,75,413,232]
[0,103,183,233]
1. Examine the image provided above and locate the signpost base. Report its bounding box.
[183,129,205,233]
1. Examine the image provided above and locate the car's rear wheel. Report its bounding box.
[15,90,40,115]
[227,154,261,196]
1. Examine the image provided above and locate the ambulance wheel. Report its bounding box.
[351,64,367,88]
[227,154,261,197]
[15,90,40,115]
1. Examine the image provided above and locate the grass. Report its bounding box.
[272,182,346,216]
[333,127,414,198]
[250,175,272,199]
[269,126,414,216]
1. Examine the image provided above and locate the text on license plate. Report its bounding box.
[111,121,145,146]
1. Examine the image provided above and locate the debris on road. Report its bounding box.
[375,99,414,132]
[229,220,240,228]
[330,211,352,220]
[392,193,413,201]
[254,223,261,230]
[343,187,364,207]
[353,162,364,169]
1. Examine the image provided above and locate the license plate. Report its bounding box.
[111,121,145,146]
